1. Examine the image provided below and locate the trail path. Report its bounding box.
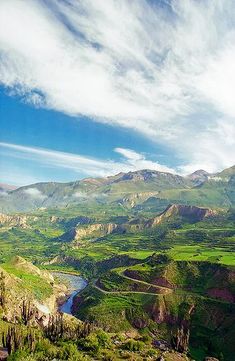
[94,283,161,296]
[94,271,173,296]
[119,271,172,293]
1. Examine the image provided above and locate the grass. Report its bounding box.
[168,244,235,265]
[1,262,53,301]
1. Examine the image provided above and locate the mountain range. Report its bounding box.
[0,165,235,213]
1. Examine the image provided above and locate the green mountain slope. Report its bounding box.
[0,166,235,213]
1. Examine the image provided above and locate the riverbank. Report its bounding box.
[53,271,88,314]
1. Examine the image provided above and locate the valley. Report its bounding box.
[0,168,234,360]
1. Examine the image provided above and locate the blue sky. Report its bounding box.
[0,0,235,185]
[0,89,177,185]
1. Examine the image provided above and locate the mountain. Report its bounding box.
[0,166,234,213]
[187,169,210,186]
[0,169,192,213]
[215,165,235,179]
[0,183,17,193]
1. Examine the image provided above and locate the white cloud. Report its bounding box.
[73,191,107,199]
[73,192,88,199]
[23,188,47,200]
[115,148,175,173]
[0,0,235,171]
[0,142,174,181]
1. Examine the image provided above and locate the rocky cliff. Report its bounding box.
[0,213,29,228]
[57,222,124,242]
[146,204,217,227]
[0,257,66,325]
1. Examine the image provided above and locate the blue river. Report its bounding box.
[53,272,87,314]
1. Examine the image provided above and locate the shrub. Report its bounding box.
[122,339,145,352]
[78,334,100,352]
[96,329,111,348]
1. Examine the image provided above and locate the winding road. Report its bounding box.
[94,271,173,296]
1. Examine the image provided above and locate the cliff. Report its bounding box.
[146,204,217,227]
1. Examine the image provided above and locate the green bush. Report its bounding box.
[78,334,100,352]
[101,349,118,360]
[122,339,145,352]
[96,329,111,348]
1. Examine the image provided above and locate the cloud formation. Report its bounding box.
[0,142,173,182]
[23,188,47,200]
[0,0,235,171]
[115,148,174,173]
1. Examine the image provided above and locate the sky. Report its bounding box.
[0,0,235,186]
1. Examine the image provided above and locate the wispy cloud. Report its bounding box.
[23,188,47,200]
[115,148,174,173]
[0,142,173,183]
[0,0,235,171]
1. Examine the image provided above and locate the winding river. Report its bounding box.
[53,272,87,314]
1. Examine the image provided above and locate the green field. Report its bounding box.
[0,202,234,360]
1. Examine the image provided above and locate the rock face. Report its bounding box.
[57,223,123,242]
[188,169,210,185]
[74,223,119,239]
[56,204,219,243]
[146,204,217,227]
[0,213,28,228]
[120,191,157,207]
[0,257,67,325]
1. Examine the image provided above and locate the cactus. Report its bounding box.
[21,299,36,325]
[2,325,38,355]
[2,326,23,354]
[0,271,6,308]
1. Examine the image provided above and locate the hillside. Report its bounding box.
[0,166,234,213]
[0,257,195,361]
[0,168,234,360]
[0,256,67,323]
[74,256,235,360]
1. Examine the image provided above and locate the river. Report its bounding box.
[53,272,87,314]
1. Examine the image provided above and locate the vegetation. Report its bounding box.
[0,168,235,360]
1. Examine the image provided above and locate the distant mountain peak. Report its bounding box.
[188,169,210,178]
[0,183,18,192]
[187,169,210,186]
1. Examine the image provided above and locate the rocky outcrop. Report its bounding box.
[146,204,217,227]
[57,223,124,242]
[119,191,158,207]
[0,213,28,228]
[74,223,120,239]
[0,258,67,326]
